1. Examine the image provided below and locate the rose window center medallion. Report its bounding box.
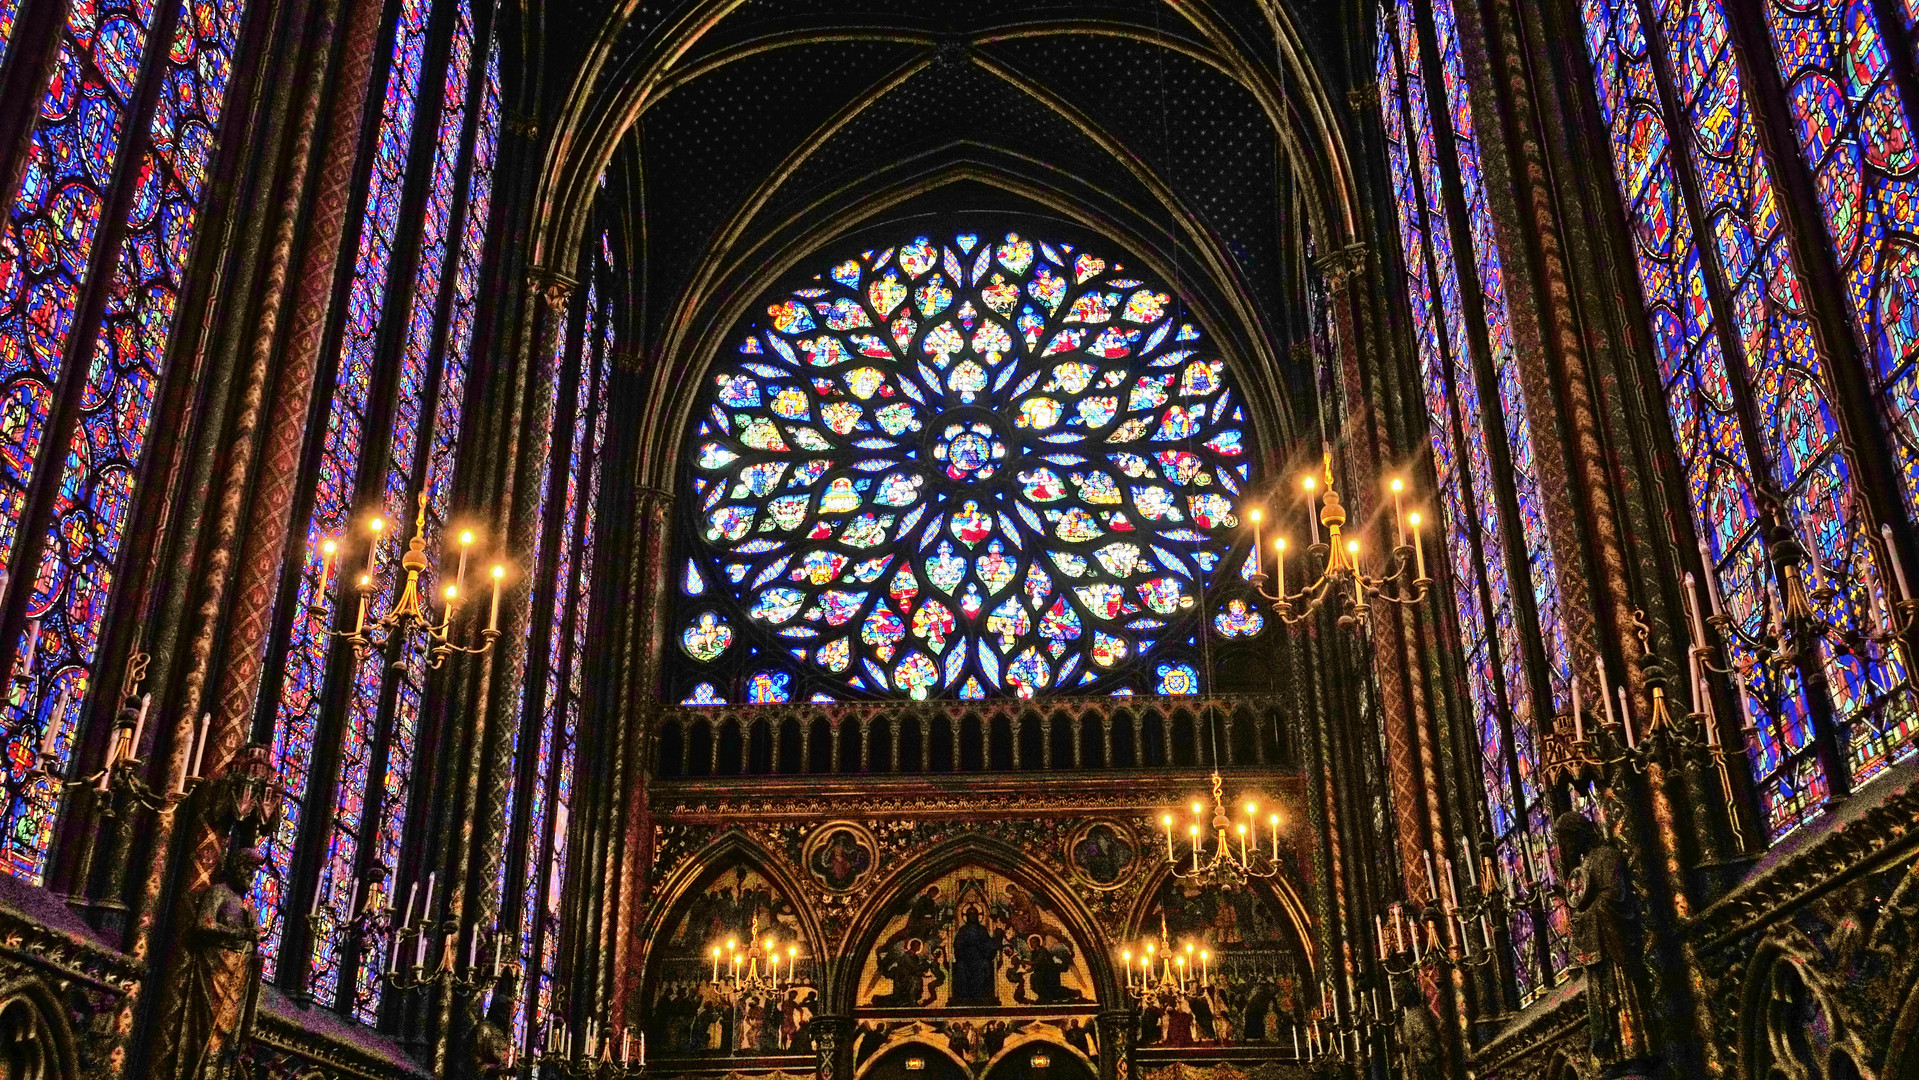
[933,419,1007,483]
[678,229,1254,701]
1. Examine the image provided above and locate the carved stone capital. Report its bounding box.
[1348,81,1384,113]
[527,268,577,311]
[1312,242,1368,287]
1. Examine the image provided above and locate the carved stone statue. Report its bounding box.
[1391,973,1442,1080]
[1554,811,1653,1070]
[172,844,266,1080]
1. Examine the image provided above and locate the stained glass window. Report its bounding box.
[0,0,252,881]
[253,0,501,993]
[1579,0,1909,839]
[307,0,488,1019]
[258,0,435,977]
[1377,0,1569,1002]
[673,230,1253,702]
[1763,0,1919,782]
[514,235,613,1054]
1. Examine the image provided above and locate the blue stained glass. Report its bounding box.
[258,0,433,978]
[1580,0,1908,839]
[681,232,1252,700]
[0,0,253,884]
[1763,0,1919,783]
[522,280,593,1044]
[0,0,19,69]
[1379,2,1570,1001]
[310,0,479,1017]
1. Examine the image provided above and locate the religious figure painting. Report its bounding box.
[856,868,1096,1012]
[647,865,817,1060]
[1133,879,1309,1049]
[1067,821,1137,890]
[804,822,878,894]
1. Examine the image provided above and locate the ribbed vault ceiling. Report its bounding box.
[540,0,1367,462]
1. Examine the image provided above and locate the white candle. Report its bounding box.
[401,882,419,931]
[1597,657,1616,729]
[1736,672,1759,741]
[421,872,436,922]
[623,1028,631,1066]
[1423,849,1437,898]
[1375,913,1387,960]
[1391,478,1405,547]
[317,539,336,602]
[1698,541,1725,617]
[1803,526,1828,591]
[1619,685,1635,748]
[469,929,480,970]
[130,693,150,756]
[1883,524,1913,603]
[489,566,505,631]
[39,683,69,757]
[1162,815,1174,862]
[366,517,383,578]
[191,712,210,778]
[1304,478,1319,547]
[1410,512,1426,579]
[1684,573,1709,651]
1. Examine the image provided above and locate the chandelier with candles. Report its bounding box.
[314,491,506,669]
[1247,456,1432,627]
[707,916,804,1008]
[1156,713,1284,891]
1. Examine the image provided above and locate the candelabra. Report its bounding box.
[316,492,506,671]
[23,653,216,811]
[1157,768,1283,891]
[1247,459,1432,628]
[523,1020,645,1077]
[705,916,804,1007]
[1119,917,1214,1007]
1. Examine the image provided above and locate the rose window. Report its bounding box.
[675,229,1256,701]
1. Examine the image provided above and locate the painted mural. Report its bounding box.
[856,868,1098,1011]
[1132,878,1310,1048]
[647,866,819,1059]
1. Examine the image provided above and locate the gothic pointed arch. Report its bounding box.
[0,976,79,1080]
[833,832,1120,1019]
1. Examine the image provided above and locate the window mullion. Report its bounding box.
[1626,0,1855,802]
[1389,8,1527,846]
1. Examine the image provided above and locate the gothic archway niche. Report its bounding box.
[670,225,1259,705]
[1129,874,1314,1052]
[641,859,822,1063]
[1740,950,1874,1080]
[850,866,1105,1077]
[0,978,78,1080]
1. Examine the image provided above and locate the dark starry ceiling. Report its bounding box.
[563,1,1363,374]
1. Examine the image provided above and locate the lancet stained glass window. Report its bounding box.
[255,0,499,985]
[516,244,611,1053]
[307,0,489,1020]
[1579,0,1911,838]
[1377,0,1569,1001]
[674,230,1252,703]
[0,0,252,881]
[1762,0,1919,781]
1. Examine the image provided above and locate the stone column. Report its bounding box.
[812,1015,855,1080]
[1095,1009,1135,1080]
